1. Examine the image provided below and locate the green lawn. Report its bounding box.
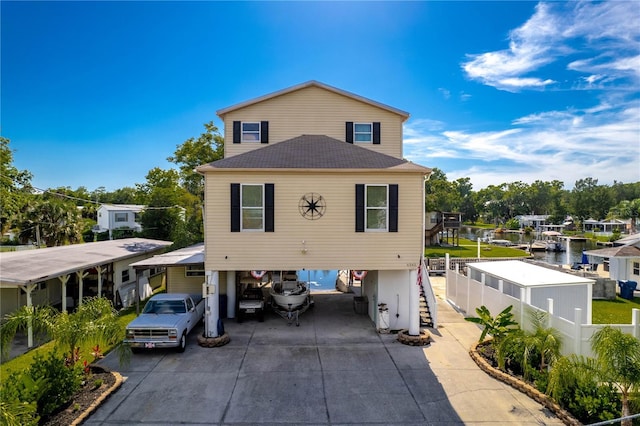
[592,296,640,324]
[425,238,530,258]
[0,308,139,378]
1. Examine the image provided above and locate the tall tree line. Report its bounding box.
[2,133,639,247]
[425,168,640,227]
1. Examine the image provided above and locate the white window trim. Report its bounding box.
[241,122,261,143]
[114,212,128,222]
[354,122,373,144]
[241,183,264,231]
[365,184,388,232]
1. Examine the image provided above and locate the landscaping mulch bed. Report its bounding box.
[470,341,581,426]
[42,366,121,426]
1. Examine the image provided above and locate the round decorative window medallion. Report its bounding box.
[298,193,326,220]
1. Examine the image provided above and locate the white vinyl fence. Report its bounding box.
[445,264,639,358]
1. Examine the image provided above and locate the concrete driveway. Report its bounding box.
[89,278,563,425]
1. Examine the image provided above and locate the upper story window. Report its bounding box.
[241,184,264,231]
[354,123,373,143]
[346,122,380,144]
[242,122,261,142]
[115,212,128,222]
[233,121,269,144]
[365,185,388,231]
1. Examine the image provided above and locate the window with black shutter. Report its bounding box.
[230,183,274,232]
[355,184,398,232]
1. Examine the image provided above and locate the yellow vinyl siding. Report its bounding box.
[166,266,227,295]
[222,86,404,159]
[166,266,205,294]
[203,171,423,272]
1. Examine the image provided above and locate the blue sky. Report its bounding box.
[2,1,639,192]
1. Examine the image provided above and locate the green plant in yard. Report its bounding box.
[0,351,82,424]
[493,310,562,386]
[522,311,562,375]
[465,305,519,344]
[0,296,130,366]
[591,326,640,426]
[547,354,620,424]
[28,352,82,420]
[0,373,44,426]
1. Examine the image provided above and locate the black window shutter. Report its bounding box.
[260,121,269,144]
[265,183,274,232]
[231,183,240,232]
[233,121,241,144]
[355,184,364,232]
[346,122,354,144]
[373,122,381,145]
[389,184,398,232]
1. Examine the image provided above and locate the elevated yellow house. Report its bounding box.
[196,81,432,334]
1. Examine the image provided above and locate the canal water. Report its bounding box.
[301,228,601,292]
[460,226,599,266]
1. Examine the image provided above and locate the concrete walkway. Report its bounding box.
[88,278,563,425]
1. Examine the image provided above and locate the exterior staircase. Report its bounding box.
[419,285,434,328]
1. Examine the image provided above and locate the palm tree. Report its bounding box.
[591,326,640,426]
[523,311,562,375]
[547,354,619,424]
[1,297,128,365]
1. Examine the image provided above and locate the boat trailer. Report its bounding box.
[270,296,314,326]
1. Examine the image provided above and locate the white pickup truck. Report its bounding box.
[124,293,204,353]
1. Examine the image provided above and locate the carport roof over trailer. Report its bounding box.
[0,238,172,286]
[129,243,204,269]
[467,260,594,287]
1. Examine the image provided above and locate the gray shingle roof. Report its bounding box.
[197,135,430,173]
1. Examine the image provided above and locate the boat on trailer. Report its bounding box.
[269,271,313,326]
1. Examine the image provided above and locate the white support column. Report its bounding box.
[22,283,37,348]
[204,270,220,338]
[227,270,236,319]
[76,271,88,306]
[631,308,639,339]
[97,266,105,297]
[59,275,70,311]
[408,269,420,336]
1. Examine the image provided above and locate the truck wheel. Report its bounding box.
[176,332,187,353]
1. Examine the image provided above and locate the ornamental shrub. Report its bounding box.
[0,371,42,426]
[28,352,82,420]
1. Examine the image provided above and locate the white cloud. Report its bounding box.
[462,1,640,91]
[404,99,640,189]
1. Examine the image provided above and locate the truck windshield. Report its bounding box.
[143,300,187,314]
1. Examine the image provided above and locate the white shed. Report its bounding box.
[466,260,594,323]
